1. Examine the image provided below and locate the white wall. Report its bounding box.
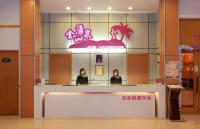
[180,0,200,18]
[0,0,20,50]
[0,28,20,50]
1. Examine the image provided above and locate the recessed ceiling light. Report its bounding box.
[87,7,91,10]
[66,6,71,10]
[108,6,112,10]
[128,6,133,10]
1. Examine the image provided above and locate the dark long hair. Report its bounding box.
[113,69,119,76]
[79,68,86,75]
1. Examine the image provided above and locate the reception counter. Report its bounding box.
[34,85,166,119]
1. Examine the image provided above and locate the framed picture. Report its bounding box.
[96,55,103,64]
[95,65,104,76]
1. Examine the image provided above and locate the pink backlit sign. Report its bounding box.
[65,23,134,48]
[65,24,93,43]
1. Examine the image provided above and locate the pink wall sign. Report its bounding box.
[121,95,152,101]
[65,23,134,48]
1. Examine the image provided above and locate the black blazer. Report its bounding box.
[76,75,88,85]
[110,76,122,84]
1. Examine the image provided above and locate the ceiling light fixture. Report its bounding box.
[128,6,133,10]
[87,7,91,10]
[108,6,112,10]
[66,6,71,10]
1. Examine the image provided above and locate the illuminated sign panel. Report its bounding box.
[65,23,133,49]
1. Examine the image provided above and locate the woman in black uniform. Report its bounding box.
[110,69,122,84]
[76,68,88,85]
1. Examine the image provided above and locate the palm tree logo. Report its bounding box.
[110,22,134,41]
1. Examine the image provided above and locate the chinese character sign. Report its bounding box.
[65,23,134,48]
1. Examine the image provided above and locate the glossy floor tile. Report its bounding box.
[0,115,200,129]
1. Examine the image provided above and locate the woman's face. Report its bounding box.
[113,71,118,76]
[81,70,86,75]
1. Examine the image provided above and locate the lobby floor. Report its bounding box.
[0,115,200,129]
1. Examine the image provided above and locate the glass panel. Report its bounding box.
[149,13,158,23]
[72,54,90,82]
[109,13,126,22]
[127,23,148,48]
[50,13,71,22]
[72,13,89,22]
[41,23,50,48]
[149,54,159,83]
[50,23,71,49]
[109,54,127,82]
[40,54,49,82]
[127,13,148,22]
[90,23,109,40]
[71,23,89,28]
[149,23,158,48]
[41,13,49,22]
[90,13,108,22]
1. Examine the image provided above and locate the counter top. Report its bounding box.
[167,85,184,89]
[34,84,166,119]
[35,84,165,93]
[37,83,163,86]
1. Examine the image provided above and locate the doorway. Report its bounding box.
[181,50,200,114]
[0,51,19,115]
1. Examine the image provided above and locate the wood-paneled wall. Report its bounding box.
[49,54,72,84]
[20,0,40,117]
[159,0,179,84]
[180,19,200,45]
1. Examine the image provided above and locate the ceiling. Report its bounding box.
[40,0,159,13]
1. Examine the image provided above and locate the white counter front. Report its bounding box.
[34,85,166,119]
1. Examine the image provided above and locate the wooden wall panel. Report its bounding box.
[165,0,179,55]
[20,56,34,116]
[180,19,200,45]
[20,0,34,117]
[20,0,34,56]
[159,0,179,84]
[49,54,72,84]
[20,0,40,117]
[35,0,40,79]
[127,54,149,84]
